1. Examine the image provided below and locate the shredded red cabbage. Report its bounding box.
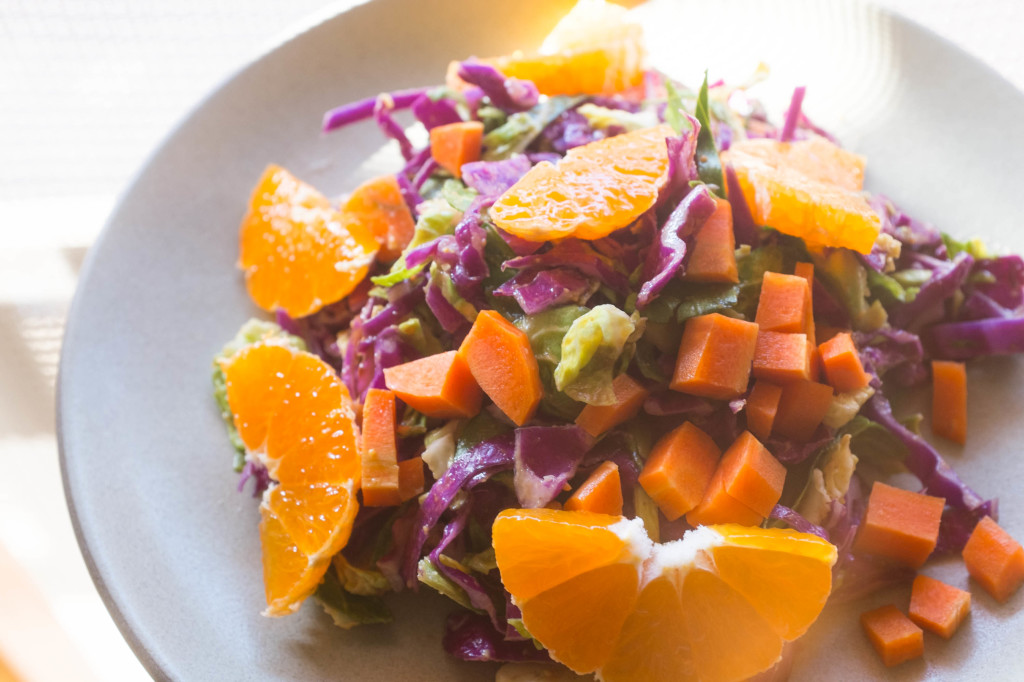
[322,87,428,132]
[457,61,539,112]
[887,252,973,330]
[412,92,463,130]
[493,268,595,315]
[926,316,1024,360]
[724,163,760,247]
[237,460,270,498]
[513,425,592,508]
[770,504,828,540]
[460,155,533,199]
[429,505,500,627]
[504,240,631,294]
[778,86,806,143]
[443,612,550,663]
[373,94,416,161]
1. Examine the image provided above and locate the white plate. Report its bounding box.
[59,0,1024,679]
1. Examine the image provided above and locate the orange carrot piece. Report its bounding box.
[683,198,738,283]
[818,332,871,393]
[686,465,764,527]
[397,456,426,503]
[793,261,815,285]
[430,121,484,179]
[574,373,649,438]
[746,380,783,442]
[752,331,813,384]
[565,461,624,516]
[670,313,759,400]
[962,516,1024,603]
[458,310,543,426]
[908,574,971,639]
[717,431,786,517]
[383,350,482,419]
[771,379,834,441]
[793,262,819,380]
[854,482,944,568]
[815,326,846,344]
[360,388,401,507]
[931,360,967,445]
[342,175,416,261]
[755,272,811,334]
[860,605,924,667]
[638,422,721,521]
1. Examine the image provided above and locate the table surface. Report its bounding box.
[0,1,1020,679]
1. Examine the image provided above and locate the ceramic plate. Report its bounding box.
[59,0,1024,679]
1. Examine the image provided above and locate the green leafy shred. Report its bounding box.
[482,96,583,160]
[693,72,724,194]
[442,179,479,212]
[942,233,989,260]
[416,557,482,612]
[840,415,908,473]
[315,568,392,629]
[515,305,589,420]
[554,304,638,405]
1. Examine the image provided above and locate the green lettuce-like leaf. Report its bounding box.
[417,557,481,612]
[554,305,637,406]
[840,415,908,473]
[332,556,391,596]
[941,233,989,260]
[663,78,693,136]
[315,569,392,629]
[482,96,584,161]
[694,72,724,193]
[515,305,589,420]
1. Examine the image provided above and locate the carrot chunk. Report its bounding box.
[755,272,811,334]
[860,605,924,667]
[638,422,721,521]
[931,360,967,445]
[818,332,871,393]
[682,198,738,283]
[908,574,971,639]
[746,380,782,442]
[360,388,401,507]
[854,482,944,568]
[719,430,786,517]
[397,456,426,503]
[342,175,416,261]
[772,379,834,441]
[565,461,624,516]
[430,121,484,179]
[670,313,759,400]
[575,373,649,438]
[752,331,813,384]
[962,516,1024,603]
[458,310,543,426]
[383,350,483,419]
[686,469,764,528]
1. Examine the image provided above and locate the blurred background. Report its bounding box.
[0,0,1020,679]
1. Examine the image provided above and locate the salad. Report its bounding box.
[212,1,1024,679]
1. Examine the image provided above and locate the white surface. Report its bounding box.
[1,0,1021,680]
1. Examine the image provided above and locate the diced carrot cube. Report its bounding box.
[671,313,759,400]
[819,332,871,393]
[908,574,971,639]
[717,431,786,518]
[962,516,1024,603]
[575,373,649,438]
[854,482,944,568]
[752,331,813,384]
[360,388,401,507]
[639,422,721,521]
[429,121,484,179]
[565,461,623,516]
[683,198,738,283]
[755,272,811,334]
[772,379,834,441]
[860,605,924,667]
[745,381,782,442]
[932,360,967,445]
[384,350,483,419]
[686,469,764,527]
[793,262,819,381]
[397,456,426,502]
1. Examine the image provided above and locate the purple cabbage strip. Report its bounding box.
[797,112,840,145]
[959,291,1015,321]
[368,326,406,393]
[766,428,833,465]
[443,612,551,663]
[770,504,829,540]
[724,164,760,247]
[412,93,463,130]
[869,195,942,251]
[402,434,515,587]
[394,171,422,215]
[322,87,428,132]
[642,391,717,417]
[425,276,471,334]
[935,501,999,555]
[661,118,699,204]
[498,228,545,257]
[457,61,539,112]
[361,284,425,337]
[542,109,602,153]
[493,268,596,315]
[429,504,500,627]
[527,151,562,165]
[504,240,630,294]
[862,392,988,511]
[926,316,1024,360]
[461,154,533,199]
[854,327,925,382]
[887,252,974,330]
[971,255,1024,309]
[401,147,433,181]
[237,460,270,498]
[778,86,806,143]
[373,94,416,161]
[504,595,526,641]
[451,207,491,308]
[513,425,592,508]
[412,158,439,190]
[637,184,718,308]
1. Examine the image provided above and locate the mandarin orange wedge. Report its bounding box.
[493,509,837,682]
[722,136,881,254]
[490,124,674,242]
[221,342,361,616]
[239,165,378,318]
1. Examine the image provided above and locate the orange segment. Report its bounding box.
[341,174,415,262]
[493,511,837,681]
[490,124,674,242]
[239,165,378,318]
[222,343,361,616]
[722,137,881,254]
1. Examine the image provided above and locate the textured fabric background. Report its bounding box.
[0,1,1018,679]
